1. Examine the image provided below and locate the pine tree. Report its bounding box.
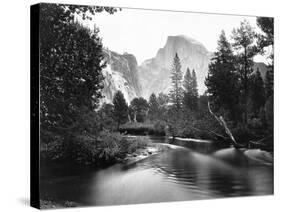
[169,53,184,111]
[256,17,274,51]
[256,17,274,99]
[265,69,273,98]
[183,68,192,110]
[113,91,128,129]
[232,20,257,124]
[157,92,169,121]
[183,68,198,111]
[250,68,265,116]
[183,68,192,92]
[148,93,160,121]
[191,70,198,97]
[205,30,239,122]
[191,69,199,110]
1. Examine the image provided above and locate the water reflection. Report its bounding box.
[40,136,273,206]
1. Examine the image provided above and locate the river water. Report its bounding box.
[40,136,273,206]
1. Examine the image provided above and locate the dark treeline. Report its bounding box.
[206,19,273,148]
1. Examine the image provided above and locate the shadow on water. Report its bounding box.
[40,135,273,206]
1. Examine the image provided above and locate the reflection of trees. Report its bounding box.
[149,149,253,197]
[170,139,217,154]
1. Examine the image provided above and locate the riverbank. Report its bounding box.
[122,139,185,165]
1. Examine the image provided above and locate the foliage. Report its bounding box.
[41,129,149,166]
[203,18,273,147]
[231,20,257,124]
[249,69,265,116]
[256,17,274,51]
[153,120,167,135]
[39,4,118,131]
[113,90,128,129]
[169,53,184,111]
[148,93,160,121]
[129,97,149,122]
[256,17,274,99]
[39,4,119,159]
[231,124,254,144]
[157,92,169,120]
[97,103,116,131]
[265,96,273,131]
[119,121,165,136]
[205,30,240,123]
[265,68,273,98]
[183,68,199,111]
[124,136,149,154]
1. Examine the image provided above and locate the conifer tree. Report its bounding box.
[232,20,257,124]
[205,30,239,122]
[169,53,184,111]
[148,93,160,121]
[157,92,169,120]
[256,17,274,99]
[250,68,265,116]
[265,69,273,98]
[191,69,199,110]
[183,68,192,92]
[256,17,274,132]
[183,68,192,110]
[191,70,198,97]
[183,68,198,111]
[113,90,128,129]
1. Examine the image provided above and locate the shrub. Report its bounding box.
[232,124,254,144]
[153,120,167,135]
[40,129,149,166]
[125,136,149,153]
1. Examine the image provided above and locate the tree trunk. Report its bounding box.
[117,121,120,130]
[208,102,240,148]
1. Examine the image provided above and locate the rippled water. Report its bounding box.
[40,136,273,206]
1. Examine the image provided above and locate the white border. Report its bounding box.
[0,0,280,211]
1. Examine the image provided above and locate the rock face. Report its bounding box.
[138,35,212,99]
[253,62,269,80]
[101,50,142,104]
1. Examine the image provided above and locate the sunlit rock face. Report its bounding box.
[253,62,269,80]
[138,35,212,99]
[101,50,142,104]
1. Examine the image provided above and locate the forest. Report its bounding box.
[40,3,273,167]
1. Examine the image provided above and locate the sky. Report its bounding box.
[81,7,267,64]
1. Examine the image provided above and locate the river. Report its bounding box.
[40,136,273,207]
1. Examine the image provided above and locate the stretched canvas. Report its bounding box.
[31,3,274,209]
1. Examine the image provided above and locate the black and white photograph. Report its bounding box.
[30,2,274,210]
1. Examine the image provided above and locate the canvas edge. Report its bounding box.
[30,3,40,209]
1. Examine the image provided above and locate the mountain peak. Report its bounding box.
[139,35,211,98]
[168,35,201,44]
[165,35,208,54]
